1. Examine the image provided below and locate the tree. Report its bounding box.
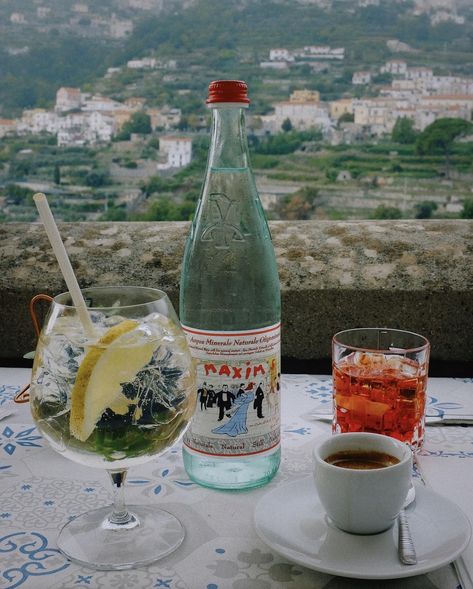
[117,111,152,140]
[53,164,61,185]
[85,170,110,187]
[338,112,354,127]
[274,187,318,220]
[281,118,293,133]
[416,118,473,178]
[372,205,402,219]
[461,198,473,219]
[414,200,438,219]
[392,117,417,144]
[4,183,34,205]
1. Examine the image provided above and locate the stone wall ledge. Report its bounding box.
[1,220,472,374]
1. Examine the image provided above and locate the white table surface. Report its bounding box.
[1,367,472,589]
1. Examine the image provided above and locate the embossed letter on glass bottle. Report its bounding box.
[179,80,281,490]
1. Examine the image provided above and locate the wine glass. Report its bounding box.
[30,286,196,570]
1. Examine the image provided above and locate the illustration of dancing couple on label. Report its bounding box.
[211,382,265,437]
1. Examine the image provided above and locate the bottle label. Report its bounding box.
[182,323,281,457]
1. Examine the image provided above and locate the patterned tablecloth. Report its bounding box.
[1,367,473,589]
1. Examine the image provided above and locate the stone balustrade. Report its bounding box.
[1,220,472,375]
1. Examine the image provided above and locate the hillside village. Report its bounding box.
[258,52,473,140]
[2,0,468,41]
[2,51,472,155]
[0,86,192,170]
[1,0,472,223]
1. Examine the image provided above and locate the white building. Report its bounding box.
[381,79,419,98]
[269,48,294,62]
[380,60,408,76]
[157,136,192,170]
[82,95,125,112]
[265,101,332,133]
[418,94,473,111]
[429,76,473,95]
[37,6,51,18]
[18,109,59,134]
[329,98,354,120]
[406,67,433,82]
[352,71,372,85]
[386,39,416,53]
[414,103,471,130]
[297,46,345,60]
[260,61,289,70]
[353,92,473,135]
[86,112,115,142]
[105,67,121,78]
[0,119,17,138]
[10,13,26,24]
[55,87,82,112]
[353,98,406,135]
[431,11,464,25]
[127,57,158,69]
[413,0,457,13]
[57,128,87,147]
[57,112,114,146]
[6,46,29,56]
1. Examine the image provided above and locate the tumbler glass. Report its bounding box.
[332,328,430,450]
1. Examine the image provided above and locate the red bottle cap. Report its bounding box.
[206,80,250,105]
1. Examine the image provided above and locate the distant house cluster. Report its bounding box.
[255,55,473,142]
[348,60,473,136]
[260,45,345,70]
[125,57,177,70]
[259,89,332,134]
[0,87,191,170]
[9,7,134,38]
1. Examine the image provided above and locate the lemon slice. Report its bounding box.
[70,319,155,442]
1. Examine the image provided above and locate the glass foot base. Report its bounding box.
[57,505,184,570]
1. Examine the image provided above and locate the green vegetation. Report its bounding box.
[1,1,472,223]
[416,118,473,177]
[0,38,113,115]
[392,118,418,145]
[461,199,473,219]
[372,205,403,219]
[414,201,438,219]
[252,130,323,156]
[2,129,473,223]
[116,112,152,141]
[1,0,472,117]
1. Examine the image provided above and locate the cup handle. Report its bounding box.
[13,294,53,404]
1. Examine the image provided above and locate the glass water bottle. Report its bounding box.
[179,80,281,490]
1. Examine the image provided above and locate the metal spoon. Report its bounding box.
[398,484,417,565]
[307,412,473,426]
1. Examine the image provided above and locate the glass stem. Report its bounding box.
[107,469,134,526]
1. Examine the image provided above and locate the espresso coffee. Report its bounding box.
[325,450,400,470]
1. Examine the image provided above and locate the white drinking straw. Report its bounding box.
[33,193,96,339]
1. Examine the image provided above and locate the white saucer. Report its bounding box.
[254,477,471,580]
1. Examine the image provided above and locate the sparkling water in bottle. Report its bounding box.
[179,80,281,490]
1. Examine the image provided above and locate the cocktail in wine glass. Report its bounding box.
[30,286,196,570]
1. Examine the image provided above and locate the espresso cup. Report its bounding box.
[313,432,412,534]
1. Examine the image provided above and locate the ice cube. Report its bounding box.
[386,355,403,371]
